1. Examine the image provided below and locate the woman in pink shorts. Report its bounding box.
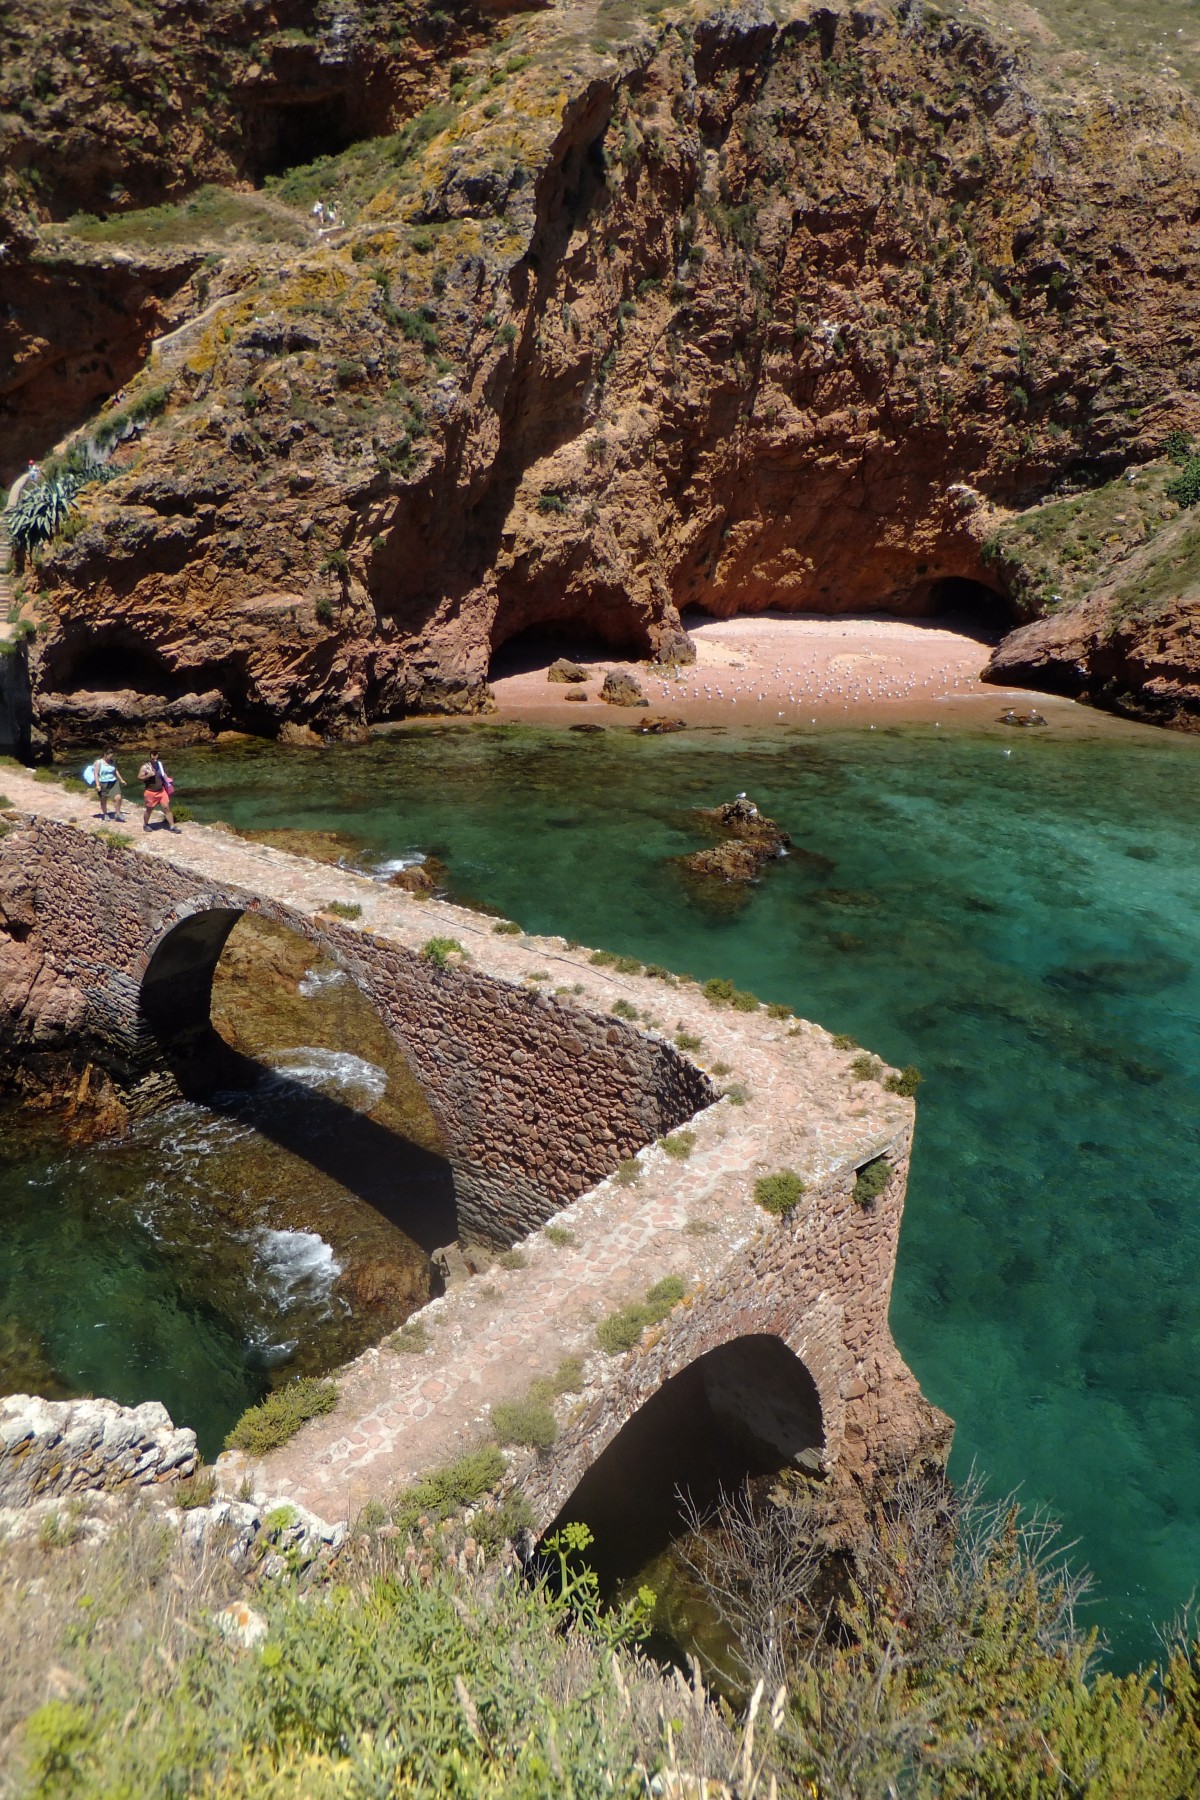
[138,754,180,833]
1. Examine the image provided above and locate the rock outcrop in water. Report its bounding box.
[682,794,791,884]
[5,0,1200,739]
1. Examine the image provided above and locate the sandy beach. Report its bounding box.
[488,611,1067,729]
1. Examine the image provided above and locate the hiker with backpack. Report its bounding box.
[83,748,127,820]
[138,750,180,833]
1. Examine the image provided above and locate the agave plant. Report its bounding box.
[5,477,75,553]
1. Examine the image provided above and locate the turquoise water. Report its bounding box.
[160,716,1200,1666]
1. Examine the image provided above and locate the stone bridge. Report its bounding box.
[0,770,948,1540]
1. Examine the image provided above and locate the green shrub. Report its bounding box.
[884,1063,923,1096]
[1164,428,1194,466]
[703,976,736,1004]
[324,899,361,920]
[723,1082,750,1105]
[659,1130,696,1160]
[675,1029,703,1051]
[703,976,758,1010]
[492,1395,557,1450]
[537,491,568,515]
[613,1156,641,1186]
[832,1032,859,1050]
[850,1052,882,1081]
[597,1275,686,1354]
[224,1378,338,1454]
[767,1001,793,1019]
[543,1224,574,1247]
[391,1319,430,1354]
[496,320,518,345]
[589,949,642,975]
[391,1444,507,1532]
[611,998,637,1019]
[497,1248,527,1270]
[1166,456,1200,508]
[853,1156,891,1206]
[753,1170,805,1217]
[492,919,522,935]
[422,935,465,967]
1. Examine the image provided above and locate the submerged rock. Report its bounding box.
[634,715,687,734]
[679,795,792,887]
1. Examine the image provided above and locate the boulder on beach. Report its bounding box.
[601,669,648,707]
[548,658,588,683]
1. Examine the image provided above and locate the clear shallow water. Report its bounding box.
[165,716,1200,1666]
[0,1042,428,1460]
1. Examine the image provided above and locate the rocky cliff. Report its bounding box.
[6,0,1200,739]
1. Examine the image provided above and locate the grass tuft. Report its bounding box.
[596,1276,686,1354]
[392,1445,507,1534]
[884,1064,923,1096]
[422,936,466,967]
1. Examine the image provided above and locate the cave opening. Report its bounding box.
[927,575,1012,632]
[488,620,649,680]
[64,641,183,698]
[544,1335,825,1592]
[247,96,360,182]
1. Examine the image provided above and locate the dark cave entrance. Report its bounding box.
[62,641,184,698]
[247,96,360,181]
[926,575,1012,633]
[488,621,649,680]
[544,1335,825,1591]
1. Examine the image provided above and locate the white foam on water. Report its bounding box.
[298,967,349,998]
[265,1046,388,1108]
[253,1227,342,1313]
[372,852,427,880]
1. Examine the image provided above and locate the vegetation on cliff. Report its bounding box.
[7,1469,1200,1796]
[5,0,1200,737]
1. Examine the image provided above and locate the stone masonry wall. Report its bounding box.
[519,1139,947,1531]
[0,1394,197,1505]
[0,816,713,1242]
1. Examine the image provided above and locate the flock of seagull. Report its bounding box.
[649,655,985,719]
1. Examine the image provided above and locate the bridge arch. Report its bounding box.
[137,896,453,1145]
[544,1333,826,1585]
[128,881,714,1250]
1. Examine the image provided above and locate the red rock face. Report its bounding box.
[11,2,1200,739]
[985,594,1200,731]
